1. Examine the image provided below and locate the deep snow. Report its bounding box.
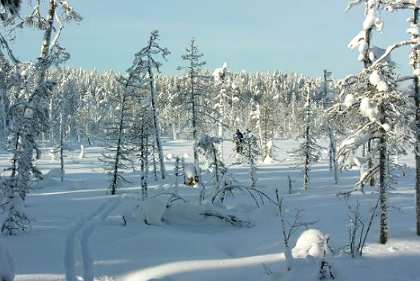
[0,138,419,281]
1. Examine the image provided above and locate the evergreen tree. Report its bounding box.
[129,30,170,180]
[290,82,322,191]
[178,38,209,181]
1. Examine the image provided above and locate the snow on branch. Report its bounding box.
[371,39,417,68]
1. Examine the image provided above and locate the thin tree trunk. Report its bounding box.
[152,140,158,181]
[304,126,310,192]
[140,122,149,200]
[412,7,420,236]
[0,88,7,140]
[212,143,220,189]
[379,103,388,244]
[329,128,338,184]
[174,156,180,194]
[416,76,420,236]
[303,94,310,192]
[147,66,166,180]
[110,93,126,195]
[59,113,64,182]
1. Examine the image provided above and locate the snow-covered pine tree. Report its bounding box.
[344,0,414,244]
[213,63,230,159]
[178,39,209,181]
[100,79,132,195]
[197,135,226,202]
[369,0,420,237]
[290,82,322,191]
[241,130,260,189]
[129,30,170,180]
[158,77,184,141]
[347,0,384,188]
[100,43,157,195]
[337,63,409,244]
[320,70,339,184]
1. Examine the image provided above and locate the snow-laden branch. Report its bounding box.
[345,0,363,12]
[371,39,417,68]
[397,75,416,82]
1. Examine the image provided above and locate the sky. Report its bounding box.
[10,0,413,79]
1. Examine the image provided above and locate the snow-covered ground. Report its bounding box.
[0,138,419,281]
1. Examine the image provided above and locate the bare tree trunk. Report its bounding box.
[147,66,166,180]
[415,76,420,236]
[152,139,158,181]
[249,140,257,189]
[412,7,420,237]
[329,128,338,184]
[49,97,54,144]
[110,93,127,195]
[288,174,293,194]
[303,128,310,192]
[0,88,8,141]
[212,143,220,190]
[174,156,180,194]
[190,66,200,182]
[379,104,388,244]
[40,0,56,60]
[303,94,310,192]
[140,122,149,201]
[59,113,64,182]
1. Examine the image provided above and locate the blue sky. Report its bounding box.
[11,0,412,78]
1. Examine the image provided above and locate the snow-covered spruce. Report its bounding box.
[335,64,410,244]
[178,39,211,187]
[289,82,323,191]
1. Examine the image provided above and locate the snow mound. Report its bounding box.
[0,239,15,281]
[163,202,252,228]
[292,229,328,258]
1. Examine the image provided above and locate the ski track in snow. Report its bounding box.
[65,197,122,281]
